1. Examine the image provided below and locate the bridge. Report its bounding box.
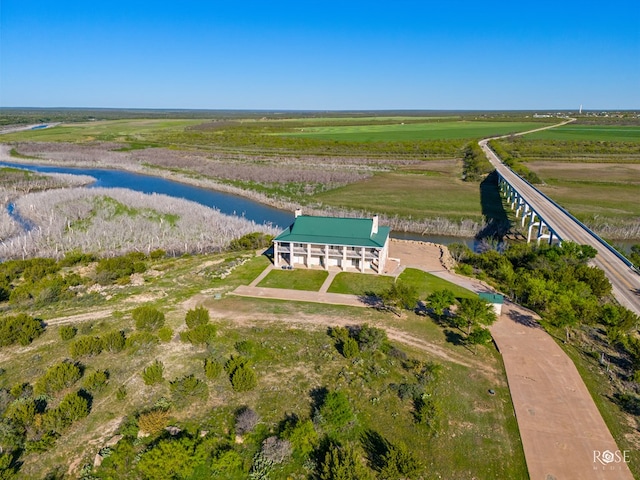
[479,125,640,316]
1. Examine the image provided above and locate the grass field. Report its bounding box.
[312,170,485,222]
[257,268,329,290]
[525,124,640,142]
[282,121,553,142]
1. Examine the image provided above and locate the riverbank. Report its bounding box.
[0,143,485,237]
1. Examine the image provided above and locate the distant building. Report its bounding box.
[273,211,390,273]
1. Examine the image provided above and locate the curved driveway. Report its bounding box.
[479,124,640,316]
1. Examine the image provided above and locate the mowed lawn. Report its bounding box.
[312,169,485,221]
[257,269,328,291]
[282,121,553,142]
[328,268,475,300]
[525,124,640,142]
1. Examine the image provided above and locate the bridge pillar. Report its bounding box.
[527,221,542,243]
[520,205,532,227]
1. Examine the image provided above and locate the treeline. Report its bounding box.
[451,241,640,401]
[461,142,493,181]
[491,137,640,160]
[487,140,541,183]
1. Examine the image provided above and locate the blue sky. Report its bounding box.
[1,1,638,110]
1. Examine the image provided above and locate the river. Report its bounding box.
[0,161,475,247]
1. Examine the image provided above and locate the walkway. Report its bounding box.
[232,239,634,479]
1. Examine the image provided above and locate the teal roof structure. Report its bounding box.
[274,215,390,248]
[479,293,504,304]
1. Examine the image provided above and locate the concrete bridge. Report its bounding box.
[478,125,640,316]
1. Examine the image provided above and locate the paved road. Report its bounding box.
[479,125,640,316]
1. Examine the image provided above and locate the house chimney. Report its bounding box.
[295,209,302,218]
[372,215,379,234]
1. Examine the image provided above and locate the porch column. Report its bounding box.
[342,246,347,271]
[273,241,279,267]
[360,247,365,272]
[306,243,311,267]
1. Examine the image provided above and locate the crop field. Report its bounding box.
[524,124,640,142]
[281,120,552,142]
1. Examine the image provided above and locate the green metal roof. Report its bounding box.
[479,293,504,304]
[274,215,390,248]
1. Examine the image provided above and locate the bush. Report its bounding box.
[141,360,164,386]
[116,385,127,401]
[42,391,89,432]
[34,361,82,396]
[204,358,223,379]
[169,375,208,402]
[413,395,441,433]
[102,330,126,353]
[69,336,103,358]
[59,326,77,341]
[185,306,209,329]
[0,314,44,347]
[379,441,421,479]
[320,443,372,480]
[230,364,257,392]
[95,255,147,285]
[341,337,359,358]
[318,391,353,429]
[82,370,109,393]
[356,324,387,352]
[225,356,257,392]
[158,327,173,342]
[4,398,36,427]
[180,324,217,346]
[125,332,158,353]
[138,408,170,435]
[235,407,260,435]
[228,232,274,251]
[132,305,165,331]
[260,436,292,464]
[281,418,317,458]
[149,249,166,260]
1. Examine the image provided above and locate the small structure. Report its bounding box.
[479,292,504,316]
[273,211,390,273]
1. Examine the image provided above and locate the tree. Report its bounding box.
[318,391,353,429]
[320,443,372,480]
[426,289,457,320]
[467,327,493,354]
[379,281,418,316]
[456,297,497,336]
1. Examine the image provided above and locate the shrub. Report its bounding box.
[141,360,164,386]
[185,306,209,329]
[4,398,36,427]
[59,325,77,341]
[102,330,126,353]
[413,395,441,433]
[138,408,170,435]
[149,249,166,260]
[43,391,89,432]
[379,441,421,479]
[34,362,82,396]
[228,232,274,251]
[59,250,96,267]
[225,356,257,392]
[82,370,109,393]
[204,358,223,379]
[260,436,292,464]
[180,324,217,346]
[125,332,159,353]
[320,443,372,480]
[281,418,317,458]
[116,385,127,401]
[341,337,359,358]
[235,407,260,435]
[234,339,258,356]
[69,336,103,358]
[169,375,208,402]
[230,364,257,392]
[318,391,353,429]
[356,324,387,352]
[0,314,44,347]
[132,305,165,331]
[158,327,173,342]
[95,255,147,285]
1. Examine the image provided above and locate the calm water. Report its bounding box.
[0,161,475,245]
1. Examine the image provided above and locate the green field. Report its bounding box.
[282,121,553,142]
[525,124,640,142]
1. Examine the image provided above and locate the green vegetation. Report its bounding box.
[327,272,394,295]
[281,120,552,142]
[257,269,329,291]
[0,247,528,479]
[525,124,640,142]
